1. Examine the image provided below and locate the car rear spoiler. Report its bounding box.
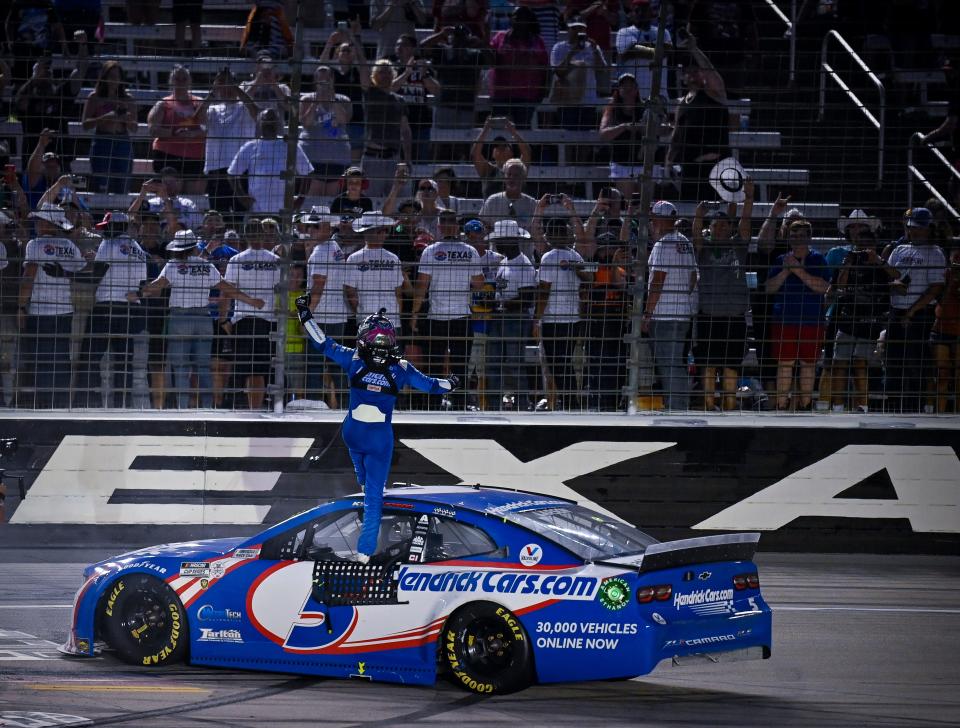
[595,533,761,573]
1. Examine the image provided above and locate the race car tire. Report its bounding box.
[442,601,533,694]
[100,574,187,667]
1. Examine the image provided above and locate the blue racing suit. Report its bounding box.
[310,336,452,556]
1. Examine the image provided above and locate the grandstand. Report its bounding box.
[0,0,957,415]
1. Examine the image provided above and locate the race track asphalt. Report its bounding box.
[0,551,957,728]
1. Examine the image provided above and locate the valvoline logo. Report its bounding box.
[519,544,542,567]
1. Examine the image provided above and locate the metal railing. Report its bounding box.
[761,0,796,84]
[818,30,886,187]
[907,132,960,219]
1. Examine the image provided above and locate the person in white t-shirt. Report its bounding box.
[73,211,149,408]
[487,220,538,410]
[228,108,313,214]
[643,200,699,411]
[534,216,593,411]
[18,203,86,408]
[142,230,264,409]
[345,212,407,328]
[412,210,484,409]
[194,68,261,216]
[305,208,349,405]
[615,1,671,100]
[224,233,282,411]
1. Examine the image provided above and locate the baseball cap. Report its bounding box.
[464,219,484,234]
[904,207,932,228]
[95,210,131,229]
[41,151,60,163]
[651,200,678,218]
[224,229,241,243]
[567,16,587,29]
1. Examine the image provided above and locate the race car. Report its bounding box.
[62,485,772,693]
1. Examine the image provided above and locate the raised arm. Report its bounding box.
[738,178,755,241]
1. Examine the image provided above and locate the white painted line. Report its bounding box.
[0,605,73,609]
[774,605,960,614]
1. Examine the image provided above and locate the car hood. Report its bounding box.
[83,537,249,579]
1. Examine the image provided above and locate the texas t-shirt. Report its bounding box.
[418,240,483,320]
[307,240,350,324]
[224,247,281,322]
[345,246,404,322]
[95,235,148,304]
[537,246,584,323]
[160,255,222,309]
[24,235,85,315]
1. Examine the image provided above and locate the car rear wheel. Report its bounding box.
[442,601,533,694]
[100,574,187,667]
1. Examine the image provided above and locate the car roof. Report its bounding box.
[334,485,576,518]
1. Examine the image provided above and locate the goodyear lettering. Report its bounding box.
[673,588,734,609]
[105,581,124,617]
[119,561,167,575]
[397,567,598,600]
[141,604,180,666]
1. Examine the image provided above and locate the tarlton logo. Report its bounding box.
[199,628,243,643]
[197,605,242,622]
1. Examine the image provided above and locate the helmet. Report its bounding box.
[357,308,399,367]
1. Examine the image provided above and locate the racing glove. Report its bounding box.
[446,375,460,391]
[294,294,313,324]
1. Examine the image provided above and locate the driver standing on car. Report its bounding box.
[295,288,458,563]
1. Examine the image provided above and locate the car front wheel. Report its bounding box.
[442,601,533,694]
[100,574,187,667]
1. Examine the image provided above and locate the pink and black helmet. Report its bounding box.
[357,308,399,365]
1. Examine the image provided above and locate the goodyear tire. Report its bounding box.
[442,601,533,694]
[100,574,187,667]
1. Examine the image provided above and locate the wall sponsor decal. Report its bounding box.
[3,424,958,551]
[10,436,314,525]
[693,445,960,533]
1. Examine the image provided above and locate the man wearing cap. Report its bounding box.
[304,208,349,405]
[411,210,484,409]
[345,213,407,327]
[228,108,313,214]
[692,190,754,412]
[223,224,282,410]
[72,212,148,408]
[18,203,85,408]
[643,200,698,411]
[615,0,671,101]
[487,219,537,410]
[23,131,64,211]
[885,207,947,413]
[549,16,608,133]
[142,230,264,409]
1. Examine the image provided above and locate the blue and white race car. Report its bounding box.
[63,486,772,693]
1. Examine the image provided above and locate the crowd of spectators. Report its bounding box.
[0,0,957,413]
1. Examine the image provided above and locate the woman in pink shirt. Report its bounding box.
[489,6,548,129]
[147,65,207,194]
